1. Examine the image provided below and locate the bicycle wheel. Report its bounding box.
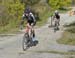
[22,33,29,51]
[54,20,59,32]
[54,20,58,32]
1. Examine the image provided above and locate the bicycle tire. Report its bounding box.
[54,20,59,32]
[22,33,29,51]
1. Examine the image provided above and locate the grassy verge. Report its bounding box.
[57,22,75,45]
[33,50,75,55]
[0,24,19,34]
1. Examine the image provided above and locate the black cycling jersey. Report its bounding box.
[22,12,36,26]
[55,14,60,19]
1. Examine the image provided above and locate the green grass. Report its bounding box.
[57,31,75,45]
[32,50,75,55]
[0,20,21,34]
[0,25,19,34]
[57,23,75,45]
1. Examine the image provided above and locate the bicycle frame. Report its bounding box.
[25,25,33,37]
[22,25,33,51]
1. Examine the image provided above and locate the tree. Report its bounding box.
[48,0,72,10]
[6,0,25,20]
[0,0,25,26]
[20,0,40,5]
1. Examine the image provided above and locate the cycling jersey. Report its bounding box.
[55,13,60,19]
[22,12,36,26]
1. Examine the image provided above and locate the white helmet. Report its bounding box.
[55,10,59,14]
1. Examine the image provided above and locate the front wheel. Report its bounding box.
[22,33,29,51]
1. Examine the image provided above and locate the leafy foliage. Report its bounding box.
[48,0,72,10]
[0,0,25,26]
[0,0,72,33]
[20,0,40,5]
[6,0,25,20]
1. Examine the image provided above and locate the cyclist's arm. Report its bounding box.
[52,15,55,20]
[22,13,25,20]
[20,13,26,25]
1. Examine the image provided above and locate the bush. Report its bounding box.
[20,0,40,5]
[48,0,72,10]
[0,0,25,26]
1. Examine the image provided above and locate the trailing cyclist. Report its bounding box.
[52,10,60,32]
[53,10,60,26]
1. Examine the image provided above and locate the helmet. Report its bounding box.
[24,6,31,14]
[55,10,59,14]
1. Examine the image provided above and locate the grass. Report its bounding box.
[0,25,19,34]
[0,19,21,34]
[33,50,75,55]
[57,22,75,45]
[57,31,75,45]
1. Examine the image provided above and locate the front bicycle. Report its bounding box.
[22,32,30,51]
[22,24,34,51]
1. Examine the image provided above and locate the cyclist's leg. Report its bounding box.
[28,22,36,41]
[54,18,57,26]
[27,20,36,42]
[58,19,60,26]
[56,19,60,30]
[27,21,34,40]
[26,23,31,37]
[32,28,35,38]
[25,23,32,45]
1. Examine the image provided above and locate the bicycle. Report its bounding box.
[22,24,38,51]
[54,18,60,32]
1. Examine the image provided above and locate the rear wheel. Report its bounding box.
[54,20,59,32]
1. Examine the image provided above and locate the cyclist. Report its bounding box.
[53,10,60,26]
[20,6,31,29]
[22,8,36,42]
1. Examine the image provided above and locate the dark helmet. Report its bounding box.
[24,6,31,14]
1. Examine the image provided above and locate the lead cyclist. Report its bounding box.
[27,12,36,38]
[22,10,36,41]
